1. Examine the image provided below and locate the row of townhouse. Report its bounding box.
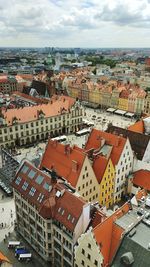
[0,95,83,148]
[63,77,149,115]
[12,161,148,267]
[39,128,134,206]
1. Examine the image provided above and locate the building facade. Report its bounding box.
[12,161,91,267]
[0,96,83,148]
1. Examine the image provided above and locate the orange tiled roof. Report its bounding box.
[93,155,109,183]
[2,95,75,125]
[133,170,150,191]
[128,120,144,133]
[85,129,126,166]
[93,202,129,265]
[40,140,86,187]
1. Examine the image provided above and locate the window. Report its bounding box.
[85,166,87,171]
[83,174,85,180]
[15,176,22,185]
[86,173,89,177]
[81,260,84,266]
[35,175,44,184]
[22,181,29,191]
[29,187,36,196]
[78,186,80,191]
[28,169,36,179]
[87,254,91,260]
[94,260,98,266]
[82,249,85,255]
[21,164,29,174]
[82,184,85,189]
[88,243,91,249]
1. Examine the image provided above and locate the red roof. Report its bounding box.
[40,140,86,187]
[128,120,144,133]
[93,203,129,266]
[133,170,150,191]
[85,129,126,166]
[93,156,109,183]
[12,161,86,232]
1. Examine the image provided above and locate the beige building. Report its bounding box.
[74,228,104,267]
[40,140,100,203]
[12,161,91,267]
[0,95,83,148]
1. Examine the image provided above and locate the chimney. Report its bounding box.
[64,144,71,155]
[72,160,78,172]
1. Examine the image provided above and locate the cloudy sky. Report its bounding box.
[1,0,150,47]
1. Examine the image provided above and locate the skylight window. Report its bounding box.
[29,187,36,196]
[15,176,22,185]
[21,165,29,174]
[22,181,29,191]
[28,169,36,179]
[35,175,44,184]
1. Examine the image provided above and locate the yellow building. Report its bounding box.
[118,90,129,111]
[89,88,101,105]
[93,156,115,208]
[40,141,100,204]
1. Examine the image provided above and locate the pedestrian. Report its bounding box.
[2,207,4,212]
[1,223,3,228]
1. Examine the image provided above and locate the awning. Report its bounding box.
[107,108,116,113]
[114,109,127,115]
[125,112,134,117]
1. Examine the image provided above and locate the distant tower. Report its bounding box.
[54,52,61,71]
[46,54,53,69]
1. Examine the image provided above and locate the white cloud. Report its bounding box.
[0,0,150,47]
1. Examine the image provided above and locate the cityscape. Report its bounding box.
[0,1,150,267]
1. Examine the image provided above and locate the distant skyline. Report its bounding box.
[1,0,150,48]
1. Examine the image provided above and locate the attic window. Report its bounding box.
[67,214,71,220]
[72,217,75,223]
[29,187,36,196]
[22,181,29,191]
[15,176,22,185]
[37,193,45,203]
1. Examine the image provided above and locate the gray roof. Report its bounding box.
[111,235,150,267]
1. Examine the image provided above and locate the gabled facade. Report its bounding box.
[74,228,104,267]
[98,158,115,208]
[85,129,134,203]
[40,141,99,203]
[113,137,134,202]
